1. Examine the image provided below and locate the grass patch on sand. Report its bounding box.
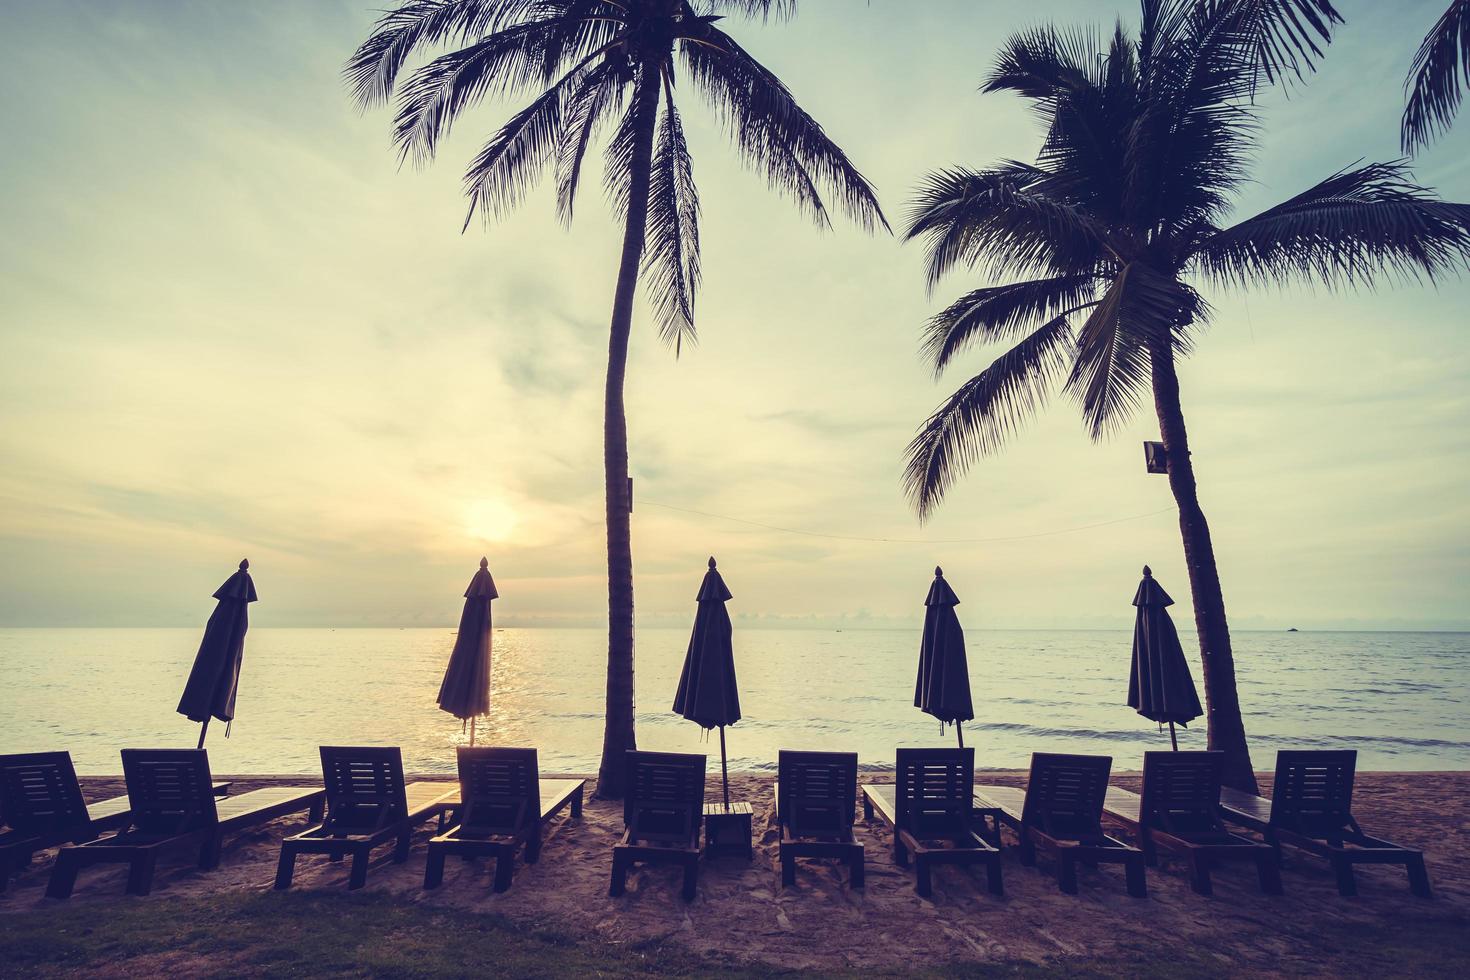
[1,891,1466,979]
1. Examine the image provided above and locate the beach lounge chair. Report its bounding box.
[774,750,863,888]
[1,751,230,892]
[422,747,584,892]
[976,752,1146,897]
[275,746,454,891]
[609,750,705,901]
[1103,751,1281,896]
[45,749,319,898]
[861,748,1002,897]
[1218,750,1431,897]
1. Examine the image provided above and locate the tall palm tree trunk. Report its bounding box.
[596,71,660,800]
[1150,342,1259,793]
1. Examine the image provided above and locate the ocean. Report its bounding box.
[2,627,1466,775]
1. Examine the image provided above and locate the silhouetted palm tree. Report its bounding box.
[902,0,1470,790]
[1403,0,1470,152]
[347,1,884,797]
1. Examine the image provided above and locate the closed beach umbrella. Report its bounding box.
[1128,565,1203,750]
[672,556,740,806]
[915,566,974,747]
[177,559,257,748]
[437,557,498,744]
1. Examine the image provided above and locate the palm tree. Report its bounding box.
[347,1,884,797]
[901,0,1470,791]
[1402,0,1470,152]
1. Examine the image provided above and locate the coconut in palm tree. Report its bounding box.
[347,1,885,796]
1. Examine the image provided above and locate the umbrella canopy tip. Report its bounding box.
[934,565,943,577]
[480,556,489,569]
[708,555,717,568]
[239,558,249,570]
[1142,564,1152,576]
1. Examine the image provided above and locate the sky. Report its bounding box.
[0,0,1467,631]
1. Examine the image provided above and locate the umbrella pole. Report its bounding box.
[956,720,964,749]
[719,725,730,809]
[469,716,476,747]
[196,718,209,750]
[1168,721,1178,751]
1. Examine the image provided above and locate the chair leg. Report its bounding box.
[1188,853,1213,896]
[274,845,297,890]
[571,787,584,819]
[309,799,325,823]
[850,849,865,889]
[393,831,411,864]
[1140,831,1158,867]
[1057,852,1078,894]
[609,851,628,897]
[348,850,369,890]
[46,852,80,900]
[914,856,932,898]
[986,855,1004,897]
[198,832,224,871]
[527,830,542,865]
[424,846,445,890]
[1406,855,1433,898]
[781,850,796,887]
[893,836,908,867]
[493,851,514,893]
[1332,856,1357,897]
[1257,850,1283,895]
[1126,855,1148,899]
[862,797,873,822]
[126,852,157,896]
[329,848,343,864]
[681,855,698,902]
[1018,834,1037,867]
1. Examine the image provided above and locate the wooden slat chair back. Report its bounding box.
[319,746,408,837]
[121,750,218,836]
[778,751,857,839]
[1022,753,1111,842]
[624,751,705,846]
[457,747,539,837]
[1270,750,1358,838]
[1139,751,1227,836]
[895,748,974,840]
[1,752,90,837]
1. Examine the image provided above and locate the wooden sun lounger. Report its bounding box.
[861,748,1002,897]
[1,751,229,892]
[274,747,454,891]
[1217,750,1431,897]
[1103,751,1281,896]
[609,750,705,902]
[774,750,863,888]
[976,753,1146,898]
[422,747,585,892]
[45,750,317,898]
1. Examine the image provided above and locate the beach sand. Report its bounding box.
[2,770,1465,973]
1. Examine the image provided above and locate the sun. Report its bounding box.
[465,498,519,543]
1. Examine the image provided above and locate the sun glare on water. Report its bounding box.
[465,498,519,543]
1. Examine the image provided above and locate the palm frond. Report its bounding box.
[904,166,1112,288]
[903,315,1077,520]
[643,82,703,354]
[555,64,622,225]
[1063,262,1196,438]
[680,26,887,232]
[1192,161,1470,287]
[704,0,799,20]
[1213,0,1342,87]
[1402,0,1470,153]
[391,18,574,164]
[462,62,590,229]
[345,0,539,107]
[922,276,1097,375]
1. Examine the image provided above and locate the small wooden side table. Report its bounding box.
[703,802,753,859]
